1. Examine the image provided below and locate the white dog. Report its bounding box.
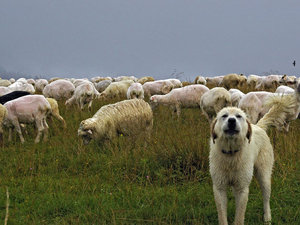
[209,95,296,225]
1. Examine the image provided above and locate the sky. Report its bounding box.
[0,0,299,81]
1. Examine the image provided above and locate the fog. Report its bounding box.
[0,0,299,80]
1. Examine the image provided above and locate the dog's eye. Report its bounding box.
[222,114,228,118]
[236,114,242,119]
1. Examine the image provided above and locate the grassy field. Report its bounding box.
[0,92,299,224]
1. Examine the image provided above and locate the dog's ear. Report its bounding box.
[246,120,252,143]
[211,118,217,144]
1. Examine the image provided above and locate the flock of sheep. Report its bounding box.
[0,73,299,145]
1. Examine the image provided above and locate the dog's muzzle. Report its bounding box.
[224,118,239,135]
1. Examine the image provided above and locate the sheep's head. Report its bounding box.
[78,119,96,145]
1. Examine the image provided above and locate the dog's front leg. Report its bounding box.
[213,185,228,225]
[233,187,249,225]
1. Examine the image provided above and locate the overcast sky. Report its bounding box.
[0,0,299,80]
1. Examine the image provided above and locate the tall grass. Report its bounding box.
[0,89,299,224]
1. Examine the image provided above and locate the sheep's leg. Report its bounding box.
[12,120,25,143]
[42,119,49,142]
[8,128,12,142]
[88,100,93,111]
[175,104,181,117]
[34,119,44,143]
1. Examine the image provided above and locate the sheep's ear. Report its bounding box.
[246,120,252,143]
[211,118,217,144]
[87,129,93,135]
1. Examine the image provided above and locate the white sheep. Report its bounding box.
[35,79,49,93]
[194,76,207,85]
[43,79,75,100]
[0,104,8,145]
[78,99,153,144]
[94,80,112,93]
[142,80,174,98]
[3,95,51,143]
[127,83,144,99]
[65,82,99,110]
[99,80,134,100]
[229,88,245,107]
[149,84,209,117]
[46,98,66,128]
[200,87,231,122]
[275,85,295,94]
[238,91,274,124]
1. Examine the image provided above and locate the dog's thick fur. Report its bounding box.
[209,95,296,225]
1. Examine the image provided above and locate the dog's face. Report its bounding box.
[211,107,251,143]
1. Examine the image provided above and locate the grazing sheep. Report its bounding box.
[194,76,207,85]
[46,98,66,128]
[229,88,245,107]
[142,80,174,98]
[3,95,51,143]
[0,87,12,97]
[43,79,75,100]
[275,85,295,94]
[114,76,138,82]
[200,87,231,122]
[0,79,11,87]
[8,81,35,94]
[99,80,134,100]
[0,104,8,145]
[238,91,280,124]
[65,82,99,110]
[255,75,281,90]
[247,74,261,89]
[0,91,31,105]
[206,76,224,87]
[279,74,297,87]
[95,80,112,93]
[163,78,182,88]
[78,99,153,144]
[127,83,144,99]
[35,79,49,93]
[149,84,209,117]
[222,73,247,90]
[137,76,155,85]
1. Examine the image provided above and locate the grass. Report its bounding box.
[0,89,299,224]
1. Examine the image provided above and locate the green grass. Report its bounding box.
[0,96,299,224]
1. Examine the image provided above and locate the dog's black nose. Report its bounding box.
[228,118,236,129]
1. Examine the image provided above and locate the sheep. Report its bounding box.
[46,98,66,128]
[0,79,11,87]
[194,76,207,85]
[0,104,8,145]
[137,76,155,85]
[94,80,112,93]
[200,87,231,122]
[114,76,138,82]
[99,80,134,100]
[90,76,113,83]
[163,78,182,88]
[255,75,281,90]
[0,91,31,105]
[3,95,51,143]
[229,88,245,107]
[127,83,144,99]
[0,87,12,97]
[149,84,209,117]
[78,99,153,145]
[142,80,174,98]
[221,73,247,90]
[8,81,35,94]
[65,82,99,110]
[279,74,297,87]
[206,76,224,87]
[43,79,75,100]
[238,91,274,124]
[35,79,49,93]
[247,74,261,89]
[275,85,295,94]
